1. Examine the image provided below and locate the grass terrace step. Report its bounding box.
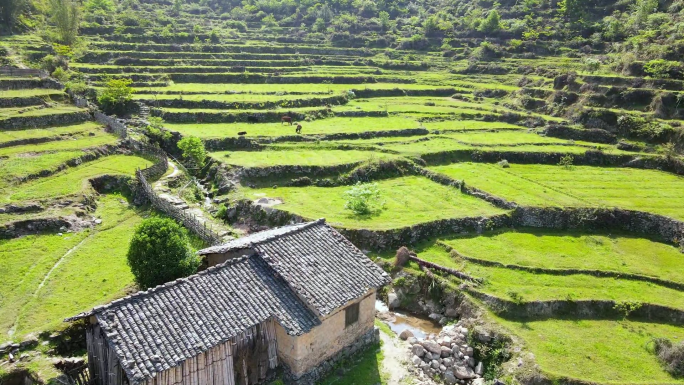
[86,72,414,84]
[0,194,149,337]
[78,51,371,63]
[0,155,151,203]
[163,116,421,138]
[494,318,684,384]
[0,122,104,148]
[133,83,447,94]
[429,163,684,220]
[0,106,90,130]
[88,42,378,56]
[212,149,400,168]
[240,175,507,230]
[440,228,684,285]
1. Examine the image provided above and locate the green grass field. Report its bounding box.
[495,318,684,384]
[0,122,103,146]
[1,194,148,338]
[243,176,506,229]
[429,163,684,219]
[213,149,399,167]
[441,229,684,284]
[164,116,420,138]
[2,155,152,202]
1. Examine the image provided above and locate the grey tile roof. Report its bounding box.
[67,219,388,384]
[197,220,319,255]
[69,256,320,383]
[251,220,391,316]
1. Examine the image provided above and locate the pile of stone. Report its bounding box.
[402,323,484,385]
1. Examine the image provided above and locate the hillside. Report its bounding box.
[2,0,684,383]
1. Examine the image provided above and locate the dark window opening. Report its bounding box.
[345,302,360,327]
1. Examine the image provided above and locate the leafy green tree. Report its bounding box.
[312,17,326,32]
[177,136,207,166]
[343,182,385,215]
[478,10,501,33]
[127,217,199,290]
[644,59,677,78]
[98,77,134,115]
[49,0,81,45]
[378,11,391,30]
[0,0,27,32]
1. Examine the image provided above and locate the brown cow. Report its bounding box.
[281,116,292,125]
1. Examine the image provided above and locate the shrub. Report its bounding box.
[582,57,601,73]
[64,80,88,94]
[52,67,69,82]
[126,217,199,290]
[558,154,574,169]
[177,136,207,166]
[98,77,134,115]
[652,338,684,377]
[49,0,81,45]
[644,59,678,78]
[343,182,385,215]
[497,159,510,168]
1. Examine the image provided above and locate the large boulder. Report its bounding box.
[399,329,414,340]
[412,344,425,357]
[454,366,476,380]
[421,340,442,355]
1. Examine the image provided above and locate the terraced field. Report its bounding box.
[4,0,684,382]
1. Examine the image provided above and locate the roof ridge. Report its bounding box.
[256,218,326,245]
[64,255,253,322]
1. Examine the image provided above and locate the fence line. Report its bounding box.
[136,168,223,245]
[94,111,128,139]
[95,109,222,245]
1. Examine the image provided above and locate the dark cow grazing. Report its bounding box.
[247,115,259,123]
[238,131,247,135]
[295,124,302,134]
[281,116,292,125]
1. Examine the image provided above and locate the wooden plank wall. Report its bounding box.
[86,318,280,385]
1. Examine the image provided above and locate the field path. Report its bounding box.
[7,235,91,338]
[379,330,410,385]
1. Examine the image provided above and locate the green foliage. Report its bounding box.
[343,182,384,216]
[51,66,69,82]
[558,154,574,169]
[614,300,643,319]
[177,136,207,166]
[0,0,27,32]
[98,77,134,115]
[49,0,81,45]
[582,57,601,73]
[64,80,88,94]
[312,17,326,32]
[84,0,115,12]
[644,59,678,78]
[471,337,511,381]
[127,217,199,290]
[479,10,501,33]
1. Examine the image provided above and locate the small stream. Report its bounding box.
[376,300,442,340]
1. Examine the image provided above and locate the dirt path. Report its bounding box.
[379,329,411,385]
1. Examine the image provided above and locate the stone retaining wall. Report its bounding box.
[0,110,90,130]
[543,124,617,144]
[512,206,684,249]
[0,78,62,90]
[138,94,348,110]
[442,244,684,291]
[283,328,380,385]
[466,290,684,324]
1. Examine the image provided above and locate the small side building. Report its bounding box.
[66,219,389,385]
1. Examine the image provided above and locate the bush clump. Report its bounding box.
[127,217,199,290]
[653,338,684,377]
[98,77,134,115]
[343,181,385,216]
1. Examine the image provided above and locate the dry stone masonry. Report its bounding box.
[405,322,484,385]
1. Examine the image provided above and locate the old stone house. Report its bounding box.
[66,219,389,385]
